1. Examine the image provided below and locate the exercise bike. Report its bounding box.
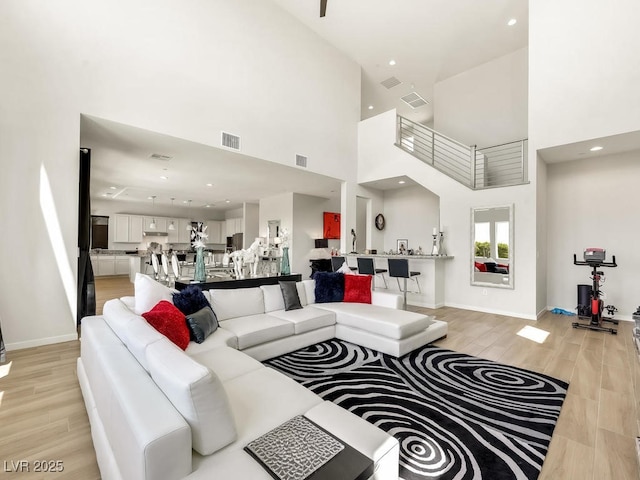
[573,248,618,334]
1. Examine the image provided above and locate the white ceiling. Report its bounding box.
[82,115,342,215]
[272,0,529,124]
[84,1,534,213]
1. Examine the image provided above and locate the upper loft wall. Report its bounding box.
[0,0,360,349]
[433,48,528,147]
[358,110,538,319]
[530,0,640,149]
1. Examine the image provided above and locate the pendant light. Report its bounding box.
[149,196,157,230]
[185,200,193,231]
[168,198,176,230]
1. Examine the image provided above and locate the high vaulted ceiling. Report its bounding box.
[272,0,529,124]
[85,1,531,214]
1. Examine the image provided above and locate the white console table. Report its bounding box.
[344,254,453,309]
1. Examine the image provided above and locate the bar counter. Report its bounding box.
[344,254,453,308]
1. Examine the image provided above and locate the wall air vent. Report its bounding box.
[380,76,402,89]
[401,92,429,109]
[150,153,172,161]
[221,131,241,150]
[295,154,308,168]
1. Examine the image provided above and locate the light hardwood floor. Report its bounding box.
[0,275,637,479]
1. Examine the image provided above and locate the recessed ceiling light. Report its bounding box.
[398,180,406,184]
[206,183,213,187]
[388,60,396,66]
[183,200,188,204]
[225,199,230,203]
[109,186,117,190]
[368,105,374,110]
[507,18,517,26]
[205,204,211,208]
[160,176,168,180]
[147,196,153,200]
[590,146,603,151]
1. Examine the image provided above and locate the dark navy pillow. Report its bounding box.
[172,285,210,316]
[314,272,345,303]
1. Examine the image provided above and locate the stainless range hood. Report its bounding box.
[143,231,168,236]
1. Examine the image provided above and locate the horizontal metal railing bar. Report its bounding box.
[477,139,528,151]
[434,143,470,161]
[400,118,472,150]
[397,115,527,190]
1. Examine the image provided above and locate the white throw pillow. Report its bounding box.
[337,261,356,275]
[260,284,285,313]
[134,272,177,314]
[146,338,237,455]
[296,282,308,306]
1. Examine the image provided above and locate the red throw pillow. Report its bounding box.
[142,300,190,350]
[474,261,487,272]
[343,274,372,304]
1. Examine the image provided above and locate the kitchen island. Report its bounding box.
[344,254,453,308]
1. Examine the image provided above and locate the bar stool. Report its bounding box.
[387,258,421,309]
[356,257,388,288]
[331,256,357,272]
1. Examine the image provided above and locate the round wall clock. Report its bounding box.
[375,213,385,231]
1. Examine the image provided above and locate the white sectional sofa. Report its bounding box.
[78,276,448,480]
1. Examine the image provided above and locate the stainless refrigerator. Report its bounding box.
[231,233,243,251]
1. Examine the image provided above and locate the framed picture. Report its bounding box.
[397,239,408,254]
[323,212,341,239]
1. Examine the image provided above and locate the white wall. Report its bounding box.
[530,0,640,151]
[359,110,538,319]
[536,156,548,316]
[292,194,341,278]
[546,151,640,319]
[382,185,439,254]
[0,0,360,349]
[434,48,528,147]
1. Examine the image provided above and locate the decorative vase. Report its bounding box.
[281,246,290,275]
[194,247,207,282]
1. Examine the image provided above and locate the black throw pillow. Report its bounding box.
[173,285,210,316]
[314,272,345,303]
[279,281,302,311]
[185,306,218,344]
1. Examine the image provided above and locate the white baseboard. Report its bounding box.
[444,302,537,321]
[6,333,78,352]
[545,305,633,322]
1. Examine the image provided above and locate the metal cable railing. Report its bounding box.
[395,115,527,190]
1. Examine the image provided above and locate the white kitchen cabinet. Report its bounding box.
[143,216,167,233]
[115,255,130,275]
[167,218,180,243]
[225,217,243,235]
[205,220,225,244]
[90,255,99,275]
[97,255,116,276]
[178,219,193,243]
[114,214,143,243]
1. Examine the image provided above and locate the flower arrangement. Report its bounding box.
[279,227,289,248]
[191,223,208,249]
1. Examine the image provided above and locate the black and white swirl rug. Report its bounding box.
[264,339,568,480]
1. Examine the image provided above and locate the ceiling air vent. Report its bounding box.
[295,154,308,168]
[380,76,402,89]
[401,92,429,109]
[221,131,241,150]
[150,153,172,161]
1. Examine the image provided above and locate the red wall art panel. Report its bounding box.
[323,212,341,239]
